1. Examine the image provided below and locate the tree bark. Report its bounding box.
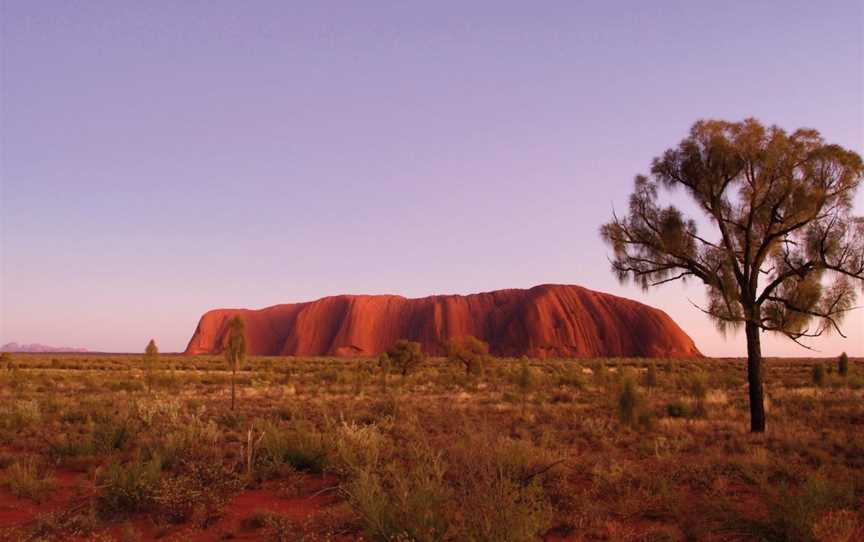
[745,321,766,432]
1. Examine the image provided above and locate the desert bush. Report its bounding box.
[152,460,240,526]
[387,340,425,377]
[554,364,585,389]
[592,359,608,386]
[812,364,826,387]
[256,418,330,476]
[4,457,55,501]
[617,376,643,426]
[516,357,535,413]
[838,352,849,377]
[766,476,857,541]
[458,436,556,539]
[665,401,690,418]
[345,443,451,542]
[330,420,387,476]
[446,336,490,376]
[156,416,220,469]
[97,454,163,516]
[93,416,137,453]
[644,362,658,389]
[377,353,391,390]
[812,509,863,542]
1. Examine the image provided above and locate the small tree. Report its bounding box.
[225,315,247,410]
[445,336,490,376]
[643,362,658,389]
[386,340,425,378]
[378,353,391,390]
[0,352,11,371]
[838,352,849,377]
[602,118,864,432]
[617,376,642,426]
[143,339,158,392]
[812,363,826,387]
[517,356,534,415]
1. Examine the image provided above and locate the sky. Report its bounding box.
[1,0,862,356]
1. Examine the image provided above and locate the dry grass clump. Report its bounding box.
[0,353,861,540]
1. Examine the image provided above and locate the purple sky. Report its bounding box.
[1,1,862,356]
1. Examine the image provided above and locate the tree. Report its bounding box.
[601,118,864,432]
[838,352,849,377]
[386,340,425,377]
[445,336,490,376]
[144,339,158,392]
[516,356,534,415]
[225,315,247,410]
[378,353,391,390]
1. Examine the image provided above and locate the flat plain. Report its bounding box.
[0,353,861,541]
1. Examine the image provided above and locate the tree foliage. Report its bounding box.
[144,339,158,392]
[225,316,247,410]
[386,340,425,377]
[446,336,490,376]
[601,118,863,343]
[601,118,864,431]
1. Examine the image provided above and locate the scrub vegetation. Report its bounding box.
[0,351,861,541]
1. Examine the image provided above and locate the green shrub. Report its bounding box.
[387,340,426,377]
[666,401,690,418]
[93,416,136,453]
[345,444,451,542]
[4,457,55,501]
[644,362,658,388]
[812,364,826,387]
[838,352,849,377]
[256,419,330,476]
[97,455,163,516]
[767,476,856,541]
[617,377,643,426]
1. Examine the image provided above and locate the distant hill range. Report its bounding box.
[185,284,701,358]
[1,342,89,353]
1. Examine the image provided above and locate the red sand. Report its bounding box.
[185,284,701,358]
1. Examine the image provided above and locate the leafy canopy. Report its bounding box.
[225,315,247,369]
[601,119,864,345]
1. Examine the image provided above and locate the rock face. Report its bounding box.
[184,284,700,358]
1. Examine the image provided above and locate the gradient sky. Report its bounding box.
[1,1,862,355]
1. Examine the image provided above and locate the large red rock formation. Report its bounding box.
[184,284,700,358]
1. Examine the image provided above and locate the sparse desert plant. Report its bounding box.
[0,352,11,371]
[225,315,247,410]
[256,419,330,475]
[838,352,849,377]
[144,339,158,392]
[446,336,490,376]
[387,339,425,377]
[96,455,163,517]
[377,353,391,390]
[617,376,643,426]
[665,401,690,418]
[766,476,857,541]
[644,361,658,389]
[812,363,826,387]
[345,443,451,542]
[812,509,863,542]
[592,359,608,386]
[4,457,55,501]
[516,356,534,414]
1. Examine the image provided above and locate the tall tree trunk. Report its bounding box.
[745,321,766,432]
